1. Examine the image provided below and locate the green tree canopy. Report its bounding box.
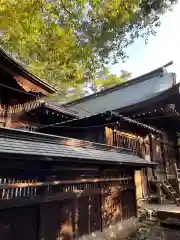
[0,0,178,101]
[91,67,131,92]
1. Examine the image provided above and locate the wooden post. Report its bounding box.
[172,162,180,195]
[170,133,180,195]
[149,134,156,178]
[160,135,168,180]
[74,196,79,240]
[157,181,163,205]
[100,169,105,231]
[175,133,180,168]
[132,171,137,218]
[88,196,91,234]
[3,104,8,127]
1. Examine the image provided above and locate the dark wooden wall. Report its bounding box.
[0,159,136,239]
[43,126,106,144]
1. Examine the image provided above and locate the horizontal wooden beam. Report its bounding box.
[0,185,135,209]
[0,177,132,189]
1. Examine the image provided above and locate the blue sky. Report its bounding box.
[110,2,180,82]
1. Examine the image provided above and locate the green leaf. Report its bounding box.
[0,0,177,102]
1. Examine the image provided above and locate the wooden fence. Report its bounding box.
[0,169,136,239]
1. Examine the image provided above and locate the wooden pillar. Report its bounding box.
[172,162,180,195]
[132,170,137,218]
[99,168,105,231]
[105,127,113,146]
[88,196,91,234]
[171,133,180,194]
[149,134,156,178]
[3,104,8,127]
[160,135,167,180]
[175,133,180,168]
[100,181,104,231]
[157,181,163,205]
[74,196,79,240]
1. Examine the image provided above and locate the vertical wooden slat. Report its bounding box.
[0,167,137,238]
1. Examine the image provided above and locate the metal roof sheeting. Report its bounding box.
[64,62,173,108]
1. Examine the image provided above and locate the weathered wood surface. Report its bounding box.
[0,167,136,239]
[79,218,139,240]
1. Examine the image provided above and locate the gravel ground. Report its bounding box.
[136,221,180,240]
[150,226,180,240]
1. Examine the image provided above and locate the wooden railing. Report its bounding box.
[0,99,44,116]
[0,177,132,201]
[112,130,141,157]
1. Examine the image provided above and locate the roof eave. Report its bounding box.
[0,151,156,169]
[0,46,56,94]
[115,82,180,114]
[43,102,79,118]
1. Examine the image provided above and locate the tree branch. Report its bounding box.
[60,0,73,16]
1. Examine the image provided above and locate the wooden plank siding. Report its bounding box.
[0,206,38,240]
[105,126,148,201]
[0,165,136,239]
[104,124,180,205]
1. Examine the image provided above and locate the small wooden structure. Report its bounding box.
[0,127,155,239]
[0,47,170,237]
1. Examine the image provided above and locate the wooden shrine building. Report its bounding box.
[0,126,155,239]
[41,110,161,202]
[113,79,180,205]
[63,62,180,205]
[0,47,77,131]
[0,47,157,238]
[64,61,175,118]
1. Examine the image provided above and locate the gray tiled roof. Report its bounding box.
[0,129,156,168]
